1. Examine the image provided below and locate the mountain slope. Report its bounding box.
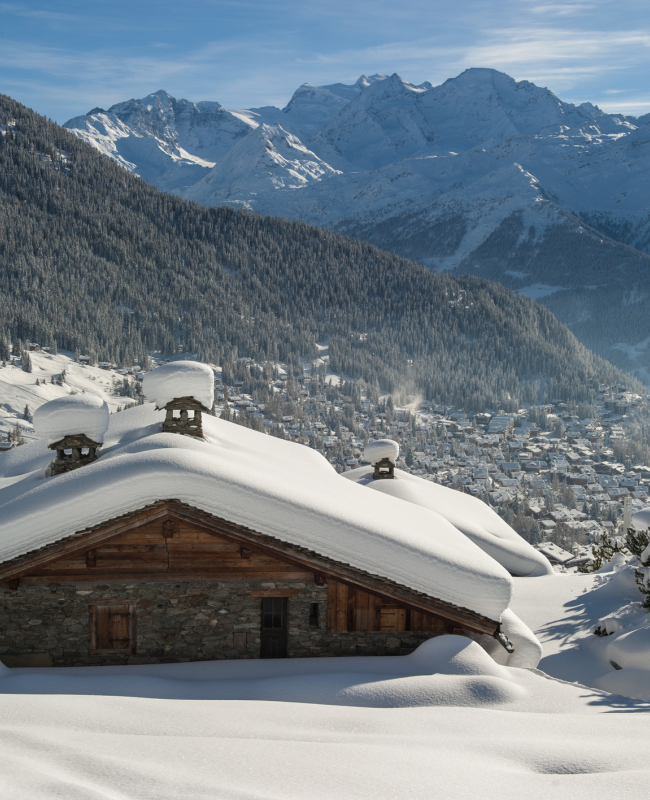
[63,68,650,378]
[0,93,636,409]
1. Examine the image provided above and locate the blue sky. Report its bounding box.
[1,0,650,122]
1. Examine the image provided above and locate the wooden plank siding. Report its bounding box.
[326,579,453,635]
[21,518,312,583]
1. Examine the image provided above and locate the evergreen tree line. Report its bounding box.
[0,94,640,411]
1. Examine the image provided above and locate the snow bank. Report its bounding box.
[596,668,650,702]
[476,608,543,669]
[142,360,214,409]
[606,627,650,671]
[0,636,527,708]
[364,439,399,464]
[0,405,513,621]
[631,506,650,531]
[0,685,647,800]
[343,466,553,577]
[32,394,109,445]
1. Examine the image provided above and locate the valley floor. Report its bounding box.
[0,570,649,799]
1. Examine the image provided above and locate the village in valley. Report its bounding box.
[2,341,648,572]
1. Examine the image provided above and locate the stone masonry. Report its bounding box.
[0,579,443,667]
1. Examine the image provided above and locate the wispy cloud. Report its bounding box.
[2,0,650,120]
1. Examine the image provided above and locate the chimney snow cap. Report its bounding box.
[364,439,399,466]
[33,395,109,446]
[143,361,214,411]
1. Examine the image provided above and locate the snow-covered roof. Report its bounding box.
[0,405,513,621]
[142,361,214,410]
[342,467,553,577]
[32,394,109,446]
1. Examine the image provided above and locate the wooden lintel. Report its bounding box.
[251,589,299,597]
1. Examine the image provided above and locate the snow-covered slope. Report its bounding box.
[0,352,139,445]
[183,123,340,208]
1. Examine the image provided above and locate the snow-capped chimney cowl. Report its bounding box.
[142,361,215,439]
[364,439,399,480]
[33,395,109,476]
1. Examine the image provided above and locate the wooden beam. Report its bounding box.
[251,589,299,597]
[0,501,172,582]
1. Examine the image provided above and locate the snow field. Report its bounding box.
[511,564,650,702]
[0,641,648,800]
[0,351,138,443]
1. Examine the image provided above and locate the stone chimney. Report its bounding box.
[142,360,215,439]
[364,439,400,480]
[161,396,209,437]
[33,395,109,476]
[49,434,102,475]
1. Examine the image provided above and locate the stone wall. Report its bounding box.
[0,579,442,667]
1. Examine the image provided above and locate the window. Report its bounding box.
[309,602,320,627]
[89,601,136,656]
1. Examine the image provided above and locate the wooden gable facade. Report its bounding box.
[0,500,500,667]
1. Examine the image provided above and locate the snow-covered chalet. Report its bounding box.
[0,362,545,668]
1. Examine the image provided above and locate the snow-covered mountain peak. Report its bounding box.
[309,73,435,170]
[356,73,388,90]
[280,82,357,139]
[182,123,340,208]
[65,90,254,191]
[426,68,635,140]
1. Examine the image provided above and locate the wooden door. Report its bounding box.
[90,602,135,655]
[260,597,288,658]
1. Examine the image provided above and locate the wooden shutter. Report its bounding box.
[90,602,136,655]
[379,606,406,632]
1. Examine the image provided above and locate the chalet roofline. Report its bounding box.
[0,499,499,637]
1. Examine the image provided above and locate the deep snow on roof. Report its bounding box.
[32,394,109,446]
[0,405,513,620]
[142,361,214,410]
[342,466,553,578]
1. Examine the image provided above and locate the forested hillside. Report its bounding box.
[0,94,639,410]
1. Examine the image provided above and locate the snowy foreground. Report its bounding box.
[1,570,650,799]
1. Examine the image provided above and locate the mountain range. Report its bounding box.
[64,69,650,381]
[0,91,635,412]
